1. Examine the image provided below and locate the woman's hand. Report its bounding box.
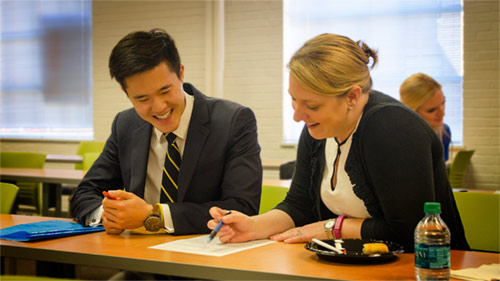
[269,221,325,243]
[207,207,257,243]
[101,190,151,233]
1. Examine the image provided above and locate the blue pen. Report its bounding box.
[207,210,231,243]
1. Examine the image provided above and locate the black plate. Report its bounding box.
[305,239,404,264]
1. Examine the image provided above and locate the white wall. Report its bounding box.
[92,1,208,141]
[1,0,498,189]
[91,0,293,178]
[463,0,499,189]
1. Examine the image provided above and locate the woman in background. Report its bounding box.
[208,34,469,252]
[400,73,452,161]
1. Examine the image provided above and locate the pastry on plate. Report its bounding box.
[362,243,389,254]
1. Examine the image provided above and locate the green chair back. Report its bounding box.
[448,149,475,190]
[1,182,20,214]
[74,141,105,170]
[0,151,46,214]
[82,152,101,170]
[0,151,46,168]
[453,191,500,252]
[259,185,288,214]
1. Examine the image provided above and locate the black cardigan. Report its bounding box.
[275,91,469,252]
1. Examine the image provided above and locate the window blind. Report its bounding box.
[283,0,463,145]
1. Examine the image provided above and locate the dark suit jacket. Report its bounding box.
[70,83,262,235]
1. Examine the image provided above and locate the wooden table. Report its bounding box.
[0,168,87,217]
[47,155,281,170]
[2,166,497,219]
[262,161,283,170]
[262,178,291,188]
[3,166,497,218]
[46,154,83,164]
[0,167,291,217]
[1,215,499,280]
[0,167,289,188]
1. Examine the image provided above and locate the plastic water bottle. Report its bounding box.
[414,202,451,280]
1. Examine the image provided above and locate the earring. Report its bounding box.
[348,106,353,111]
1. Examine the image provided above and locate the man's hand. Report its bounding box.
[101,190,152,234]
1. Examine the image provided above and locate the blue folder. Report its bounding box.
[0,220,105,242]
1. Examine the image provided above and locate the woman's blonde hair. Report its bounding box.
[399,73,447,140]
[399,73,442,111]
[288,33,378,97]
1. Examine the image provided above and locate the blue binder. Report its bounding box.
[0,220,105,242]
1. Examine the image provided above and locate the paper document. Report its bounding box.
[150,235,275,257]
[451,263,500,281]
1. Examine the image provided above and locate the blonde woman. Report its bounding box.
[400,73,452,161]
[208,33,469,253]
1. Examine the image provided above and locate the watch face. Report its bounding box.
[144,216,162,232]
[324,219,335,239]
[325,220,335,229]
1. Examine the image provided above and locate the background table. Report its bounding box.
[1,215,498,280]
[2,166,496,219]
[262,160,282,170]
[47,155,281,170]
[0,167,290,217]
[0,168,86,216]
[45,154,83,164]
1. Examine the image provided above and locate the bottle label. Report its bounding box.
[414,243,450,269]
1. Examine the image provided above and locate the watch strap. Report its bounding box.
[152,203,162,217]
[334,215,346,239]
[155,203,164,222]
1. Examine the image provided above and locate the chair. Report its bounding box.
[259,185,289,214]
[82,152,101,170]
[453,191,499,252]
[448,149,475,190]
[74,141,105,170]
[279,160,296,180]
[1,182,19,214]
[0,152,46,215]
[62,141,105,197]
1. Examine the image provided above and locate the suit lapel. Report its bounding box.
[130,119,152,198]
[177,87,209,201]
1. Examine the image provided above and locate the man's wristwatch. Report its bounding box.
[143,204,163,232]
[323,218,336,240]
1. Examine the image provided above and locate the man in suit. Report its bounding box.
[70,29,262,235]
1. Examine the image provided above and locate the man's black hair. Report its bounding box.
[109,28,181,90]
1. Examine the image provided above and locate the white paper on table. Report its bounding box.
[450,263,500,281]
[149,235,275,257]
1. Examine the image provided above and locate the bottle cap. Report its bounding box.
[424,202,441,214]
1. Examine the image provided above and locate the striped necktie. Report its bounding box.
[161,133,181,203]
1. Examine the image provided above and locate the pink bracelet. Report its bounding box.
[334,215,346,239]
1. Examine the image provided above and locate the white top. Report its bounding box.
[320,114,372,219]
